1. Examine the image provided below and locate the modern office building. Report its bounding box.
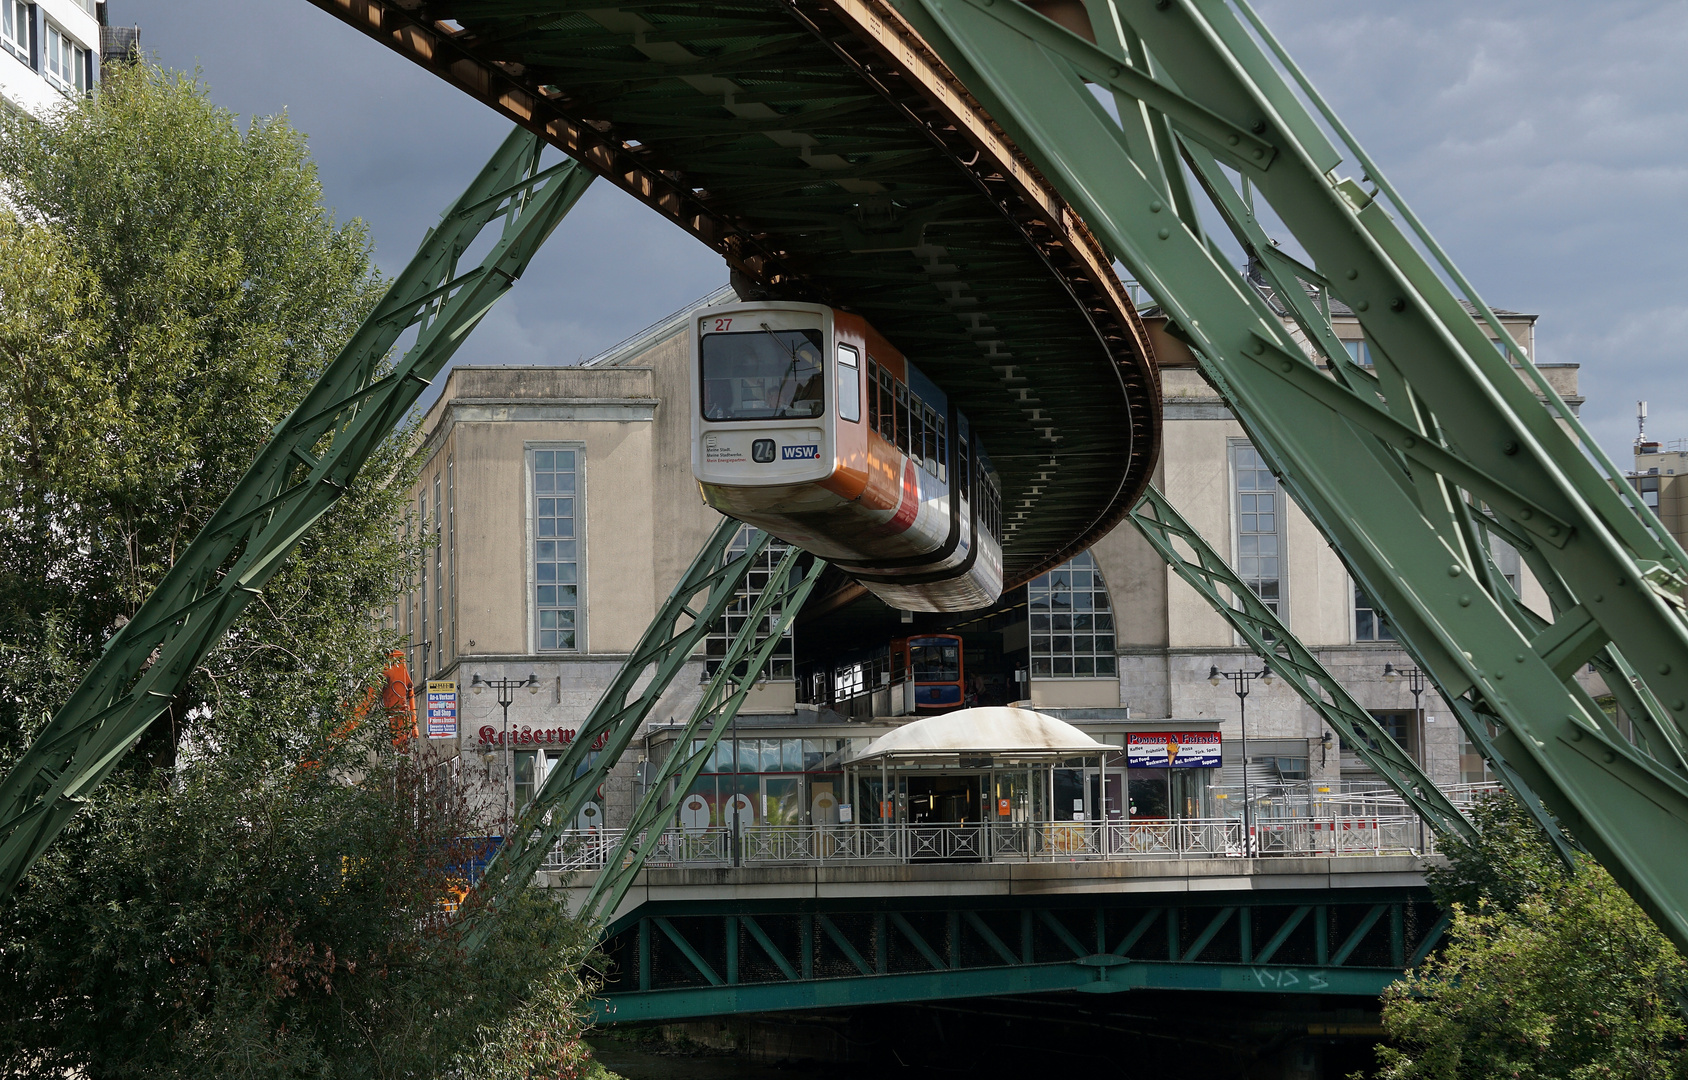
[404,285,1581,828]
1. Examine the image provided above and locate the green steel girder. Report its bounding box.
[579,539,828,925]
[1128,485,1474,842]
[594,890,1439,1020]
[0,128,593,901]
[467,518,790,929]
[893,0,1688,950]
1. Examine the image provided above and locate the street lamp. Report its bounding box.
[472,673,539,815]
[1384,661,1430,852]
[1210,662,1274,856]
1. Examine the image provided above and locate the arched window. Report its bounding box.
[1028,551,1116,678]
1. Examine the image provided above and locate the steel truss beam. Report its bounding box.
[466,522,820,932]
[1129,485,1473,841]
[885,0,1688,947]
[594,890,1442,1021]
[0,128,592,900]
[579,541,828,925]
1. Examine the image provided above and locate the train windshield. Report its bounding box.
[910,639,960,682]
[700,328,826,421]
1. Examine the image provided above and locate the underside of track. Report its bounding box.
[307,0,1160,587]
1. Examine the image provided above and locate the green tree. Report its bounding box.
[0,66,602,1077]
[1364,794,1688,1079]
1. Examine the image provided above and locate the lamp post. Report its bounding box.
[1384,662,1429,853]
[472,672,539,817]
[1210,663,1274,856]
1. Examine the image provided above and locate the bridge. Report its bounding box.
[567,840,1443,1022]
[5,0,1688,1037]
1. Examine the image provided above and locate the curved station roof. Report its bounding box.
[309,0,1161,586]
[848,706,1111,763]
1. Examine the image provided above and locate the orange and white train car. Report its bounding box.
[691,300,1002,612]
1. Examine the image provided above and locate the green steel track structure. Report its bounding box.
[594,888,1445,1021]
[6,0,1688,970]
[887,0,1688,941]
[0,128,593,898]
[300,0,1688,946]
[1128,485,1473,843]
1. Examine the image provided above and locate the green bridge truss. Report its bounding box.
[4,0,1688,976]
[594,888,1445,1021]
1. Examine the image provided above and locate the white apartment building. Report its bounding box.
[0,0,101,118]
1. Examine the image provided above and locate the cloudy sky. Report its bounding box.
[120,0,1688,463]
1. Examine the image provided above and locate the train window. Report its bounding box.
[894,382,912,456]
[957,432,969,498]
[876,364,895,442]
[910,639,961,682]
[921,404,939,476]
[866,358,880,432]
[836,343,860,423]
[936,416,948,484]
[699,327,825,421]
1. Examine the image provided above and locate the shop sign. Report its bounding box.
[1128,731,1222,768]
[425,681,457,739]
[477,725,609,749]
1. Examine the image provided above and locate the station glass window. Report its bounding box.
[533,448,581,651]
[1231,442,1284,617]
[1,0,28,63]
[1354,582,1393,642]
[704,526,794,682]
[1028,550,1116,677]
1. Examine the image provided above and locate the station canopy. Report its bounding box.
[847,707,1110,766]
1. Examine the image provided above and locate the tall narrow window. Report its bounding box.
[1353,583,1393,642]
[418,491,429,681]
[1028,551,1116,677]
[1342,339,1372,367]
[1,1,29,63]
[447,456,456,658]
[1231,442,1284,617]
[705,526,794,682]
[836,344,860,423]
[432,474,444,672]
[866,358,881,433]
[403,508,415,649]
[534,448,581,651]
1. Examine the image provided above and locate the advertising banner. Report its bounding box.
[1127,731,1222,768]
[425,681,458,739]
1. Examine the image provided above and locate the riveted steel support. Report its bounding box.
[894,0,1688,946]
[1129,485,1473,841]
[579,542,828,926]
[0,127,593,902]
[465,519,790,938]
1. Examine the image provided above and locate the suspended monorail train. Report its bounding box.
[691,301,1003,611]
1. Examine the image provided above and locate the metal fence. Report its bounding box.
[540,815,1435,871]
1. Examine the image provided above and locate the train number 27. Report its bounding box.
[713,318,733,331]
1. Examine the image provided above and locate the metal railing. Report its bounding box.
[539,815,1435,871]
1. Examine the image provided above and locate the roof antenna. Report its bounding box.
[1637,400,1649,452]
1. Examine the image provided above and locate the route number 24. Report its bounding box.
[713,318,733,331]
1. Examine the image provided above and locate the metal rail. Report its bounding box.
[595,890,1444,1020]
[888,0,1688,945]
[0,128,592,900]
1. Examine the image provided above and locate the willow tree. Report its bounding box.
[0,66,595,1079]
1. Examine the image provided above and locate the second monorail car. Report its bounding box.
[691,301,1003,611]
